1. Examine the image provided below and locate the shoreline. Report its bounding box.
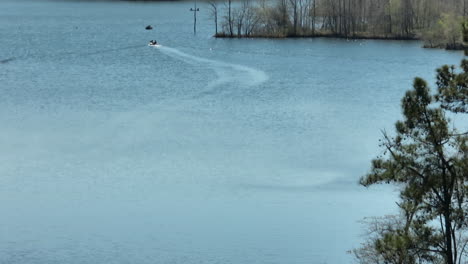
[214,33,467,51]
[215,32,419,41]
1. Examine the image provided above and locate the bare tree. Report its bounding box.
[228,0,233,36]
[214,0,468,47]
[208,1,219,35]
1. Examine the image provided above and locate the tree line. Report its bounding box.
[208,0,468,49]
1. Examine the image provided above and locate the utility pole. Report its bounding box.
[190,0,200,34]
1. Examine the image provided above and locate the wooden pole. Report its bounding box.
[190,0,199,34]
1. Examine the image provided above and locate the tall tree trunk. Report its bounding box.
[444,208,454,264]
[228,0,233,36]
[442,167,455,264]
[312,0,316,34]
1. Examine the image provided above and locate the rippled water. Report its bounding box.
[0,1,464,263]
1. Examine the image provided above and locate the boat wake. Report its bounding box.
[1,44,146,64]
[157,46,268,97]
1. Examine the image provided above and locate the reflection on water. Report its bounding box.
[0,0,464,263]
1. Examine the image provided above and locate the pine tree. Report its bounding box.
[357,60,468,264]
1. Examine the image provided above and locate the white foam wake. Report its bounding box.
[157,46,268,93]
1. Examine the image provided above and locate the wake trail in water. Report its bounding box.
[157,46,268,97]
[71,44,145,57]
[2,44,145,63]
[47,44,146,61]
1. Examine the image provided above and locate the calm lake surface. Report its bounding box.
[0,1,464,263]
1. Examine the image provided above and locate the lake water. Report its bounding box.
[0,1,464,263]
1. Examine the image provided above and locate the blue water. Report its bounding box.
[0,1,464,263]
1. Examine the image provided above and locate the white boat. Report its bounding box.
[148,41,161,47]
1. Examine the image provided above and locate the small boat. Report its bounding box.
[148,40,161,47]
[145,25,153,30]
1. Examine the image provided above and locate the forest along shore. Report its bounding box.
[208,0,468,51]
